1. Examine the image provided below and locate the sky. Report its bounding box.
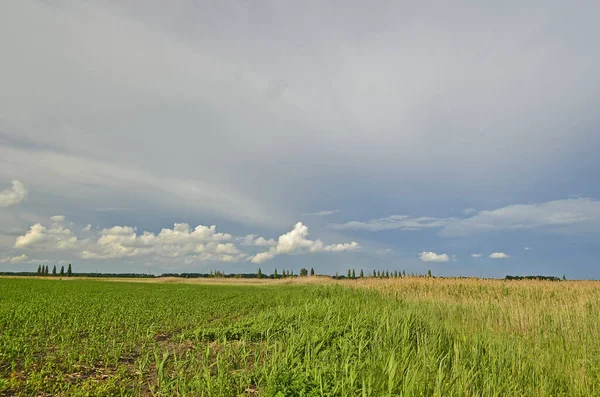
[1,0,599,278]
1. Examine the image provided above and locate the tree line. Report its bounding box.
[0,264,566,281]
[36,264,72,277]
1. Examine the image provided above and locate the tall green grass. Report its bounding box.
[0,278,598,396]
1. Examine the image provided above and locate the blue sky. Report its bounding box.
[1,0,599,278]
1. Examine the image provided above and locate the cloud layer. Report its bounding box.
[331,198,600,236]
[330,215,457,232]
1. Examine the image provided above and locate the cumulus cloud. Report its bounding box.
[524,247,532,251]
[0,180,28,207]
[237,234,276,247]
[302,210,340,217]
[330,215,458,232]
[12,217,357,267]
[471,253,482,258]
[81,223,236,261]
[14,216,79,251]
[419,251,450,262]
[463,208,477,215]
[251,222,359,264]
[489,252,510,259]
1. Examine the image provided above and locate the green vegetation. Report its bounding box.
[1,278,599,396]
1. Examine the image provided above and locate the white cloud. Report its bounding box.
[12,217,357,267]
[330,215,458,232]
[471,253,482,258]
[82,223,236,261]
[82,224,92,232]
[463,208,477,215]
[524,247,532,251]
[302,210,339,216]
[489,252,510,259]
[419,251,450,262]
[14,216,79,251]
[0,180,28,207]
[237,234,276,247]
[251,222,359,264]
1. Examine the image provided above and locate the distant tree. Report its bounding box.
[52,265,57,276]
[45,265,49,276]
[373,270,376,278]
[360,269,364,278]
[37,265,41,276]
[402,270,406,278]
[300,268,308,277]
[377,270,380,278]
[394,270,398,278]
[257,268,262,279]
[428,269,432,278]
[291,270,294,277]
[274,268,278,279]
[310,267,315,276]
[352,269,356,279]
[67,263,72,277]
[563,274,567,281]
[385,271,389,278]
[335,272,339,279]
[60,266,64,277]
[347,269,352,279]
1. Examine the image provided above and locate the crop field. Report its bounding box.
[1,277,600,396]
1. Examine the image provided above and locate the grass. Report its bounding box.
[1,277,599,396]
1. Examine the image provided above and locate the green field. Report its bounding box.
[1,278,599,396]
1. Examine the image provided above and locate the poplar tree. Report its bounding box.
[274,268,278,278]
[257,268,262,279]
[52,265,57,276]
[352,269,356,279]
[347,269,351,279]
[360,269,364,278]
[60,266,64,277]
[37,265,41,275]
[67,264,72,277]
[310,268,315,276]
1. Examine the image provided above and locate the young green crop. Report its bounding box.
[0,278,599,396]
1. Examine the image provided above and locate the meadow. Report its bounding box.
[1,277,599,396]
